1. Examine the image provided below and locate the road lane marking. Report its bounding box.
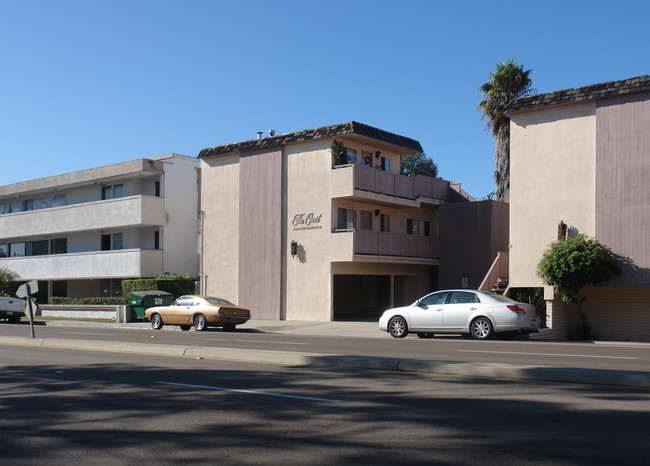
[155,381,341,403]
[206,339,307,345]
[458,350,638,360]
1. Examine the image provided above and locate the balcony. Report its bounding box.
[0,249,163,280]
[331,229,439,263]
[0,195,164,239]
[331,165,452,204]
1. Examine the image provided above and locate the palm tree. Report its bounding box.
[0,267,19,296]
[478,60,533,202]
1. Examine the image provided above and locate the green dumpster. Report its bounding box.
[129,291,174,321]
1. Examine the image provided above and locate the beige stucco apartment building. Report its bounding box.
[198,122,474,321]
[507,74,650,341]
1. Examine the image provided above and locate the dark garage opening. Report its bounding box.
[333,275,391,321]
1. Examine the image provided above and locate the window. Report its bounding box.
[112,233,123,250]
[421,291,449,306]
[380,156,390,172]
[347,148,357,164]
[52,194,67,207]
[380,214,390,232]
[0,244,8,257]
[449,291,479,304]
[26,240,48,256]
[360,211,372,231]
[50,238,68,254]
[10,243,25,257]
[337,208,356,230]
[102,184,123,200]
[101,234,111,251]
[155,181,161,197]
[407,219,430,236]
[24,199,34,211]
[154,231,160,249]
[361,151,373,167]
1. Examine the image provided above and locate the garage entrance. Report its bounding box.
[333,275,391,321]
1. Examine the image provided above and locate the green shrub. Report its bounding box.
[121,276,196,300]
[49,297,128,305]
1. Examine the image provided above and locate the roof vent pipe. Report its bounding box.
[256,131,263,139]
[269,129,275,137]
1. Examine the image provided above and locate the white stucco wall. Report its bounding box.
[509,102,597,287]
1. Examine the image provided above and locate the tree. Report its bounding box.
[400,153,438,178]
[478,59,533,202]
[0,267,19,296]
[536,234,620,339]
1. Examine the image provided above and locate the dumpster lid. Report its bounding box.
[130,291,173,297]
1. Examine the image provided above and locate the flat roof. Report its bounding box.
[197,121,423,158]
[506,74,650,114]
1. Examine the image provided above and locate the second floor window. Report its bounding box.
[360,211,372,231]
[380,214,390,232]
[337,208,356,230]
[347,148,357,164]
[407,219,430,236]
[102,184,124,200]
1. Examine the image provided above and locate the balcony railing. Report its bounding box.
[0,195,164,238]
[346,165,451,200]
[353,229,438,259]
[0,249,163,280]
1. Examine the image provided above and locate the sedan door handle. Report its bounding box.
[436,308,444,312]
[470,307,477,310]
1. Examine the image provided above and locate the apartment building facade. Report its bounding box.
[507,74,650,341]
[199,122,473,321]
[0,153,200,301]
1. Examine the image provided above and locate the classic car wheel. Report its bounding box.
[388,316,408,338]
[417,332,434,339]
[223,323,236,332]
[180,325,191,331]
[151,314,163,330]
[194,314,207,331]
[470,317,493,340]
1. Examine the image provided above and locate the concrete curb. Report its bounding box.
[2,336,650,389]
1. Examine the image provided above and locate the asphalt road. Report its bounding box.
[1,321,649,373]
[2,345,650,465]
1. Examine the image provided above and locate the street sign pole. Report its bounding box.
[17,280,38,339]
[26,284,35,339]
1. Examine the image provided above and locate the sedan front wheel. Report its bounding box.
[388,316,408,338]
[470,316,493,340]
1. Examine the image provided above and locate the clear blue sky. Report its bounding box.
[1,0,648,199]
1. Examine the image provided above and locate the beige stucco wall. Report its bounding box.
[284,139,334,320]
[201,154,240,302]
[509,102,597,287]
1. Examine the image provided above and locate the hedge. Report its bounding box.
[49,297,128,305]
[121,277,196,300]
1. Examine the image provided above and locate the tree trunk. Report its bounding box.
[494,123,510,202]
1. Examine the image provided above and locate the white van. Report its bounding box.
[0,296,27,323]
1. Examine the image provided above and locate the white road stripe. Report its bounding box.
[206,339,307,345]
[459,350,638,360]
[155,381,341,403]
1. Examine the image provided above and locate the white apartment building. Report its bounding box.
[0,154,200,301]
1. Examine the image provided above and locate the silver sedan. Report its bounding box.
[379,289,539,340]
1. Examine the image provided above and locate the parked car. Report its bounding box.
[379,289,539,340]
[0,296,27,323]
[145,295,251,331]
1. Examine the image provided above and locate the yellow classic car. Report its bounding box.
[145,295,251,331]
